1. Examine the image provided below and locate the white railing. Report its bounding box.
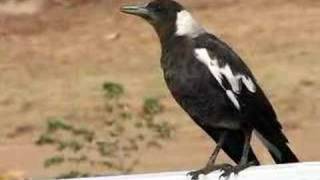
[70,162,320,180]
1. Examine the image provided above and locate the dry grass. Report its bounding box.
[0,0,319,179]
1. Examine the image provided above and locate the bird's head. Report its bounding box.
[121,0,204,41]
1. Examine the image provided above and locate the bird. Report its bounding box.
[120,0,299,179]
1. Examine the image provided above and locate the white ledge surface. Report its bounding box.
[71,162,320,180]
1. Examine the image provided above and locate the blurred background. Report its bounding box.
[0,0,319,179]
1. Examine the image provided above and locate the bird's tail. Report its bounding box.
[269,142,299,163]
[255,131,299,164]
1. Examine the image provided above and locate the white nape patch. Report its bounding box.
[194,48,257,110]
[175,10,205,38]
[226,90,240,110]
[255,131,282,160]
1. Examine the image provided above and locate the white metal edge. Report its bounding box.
[67,162,320,180]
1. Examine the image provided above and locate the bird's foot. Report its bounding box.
[219,161,256,178]
[187,163,233,180]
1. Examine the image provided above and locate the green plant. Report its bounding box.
[103,82,124,98]
[35,82,175,178]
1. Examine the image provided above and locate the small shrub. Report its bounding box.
[143,97,163,115]
[103,82,124,98]
[35,81,175,178]
[44,156,65,168]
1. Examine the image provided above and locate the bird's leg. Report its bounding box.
[220,129,256,178]
[188,131,231,180]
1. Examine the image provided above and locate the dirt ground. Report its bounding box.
[0,0,320,179]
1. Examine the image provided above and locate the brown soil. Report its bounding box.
[0,0,319,179]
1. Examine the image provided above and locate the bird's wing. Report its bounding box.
[193,34,257,111]
[193,33,283,134]
[193,34,297,162]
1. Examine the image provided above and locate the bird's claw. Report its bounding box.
[219,166,235,179]
[219,165,243,178]
[219,161,256,179]
[187,169,204,180]
[187,164,233,180]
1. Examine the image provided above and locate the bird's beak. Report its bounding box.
[120,4,150,17]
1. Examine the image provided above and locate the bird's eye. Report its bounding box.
[153,5,163,12]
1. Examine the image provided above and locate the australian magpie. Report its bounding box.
[121,0,299,179]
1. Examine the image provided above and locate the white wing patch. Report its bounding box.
[241,76,256,93]
[175,10,205,38]
[226,90,240,110]
[220,65,241,93]
[194,48,257,110]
